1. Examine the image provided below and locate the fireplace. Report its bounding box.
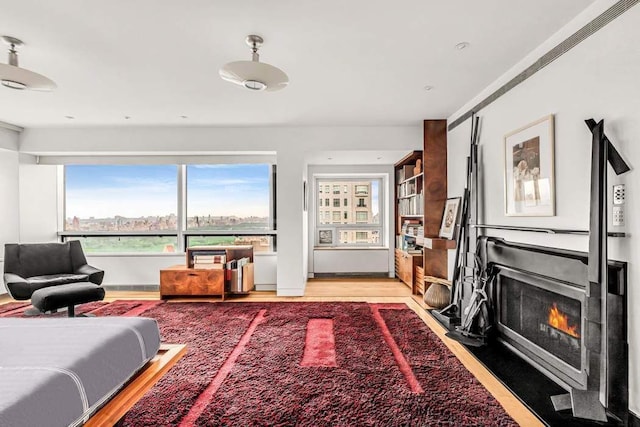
[478,237,628,422]
[496,267,586,389]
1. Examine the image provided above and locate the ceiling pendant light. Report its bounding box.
[219,35,288,92]
[0,36,56,91]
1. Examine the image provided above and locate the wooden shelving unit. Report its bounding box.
[394,151,424,290]
[423,237,456,251]
[393,120,452,295]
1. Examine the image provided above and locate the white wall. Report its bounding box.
[307,164,397,277]
[19,126,421,155]
[0,127,18,151]
[0,127,20,295]
[18,155,59,243]
[16,126,421,295]
[0,129,20,294]
[85,252,277,288]
[447,2,640,415]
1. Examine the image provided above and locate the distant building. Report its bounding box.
[317,181,378,244]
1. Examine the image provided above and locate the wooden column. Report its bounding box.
[423,119,448,279]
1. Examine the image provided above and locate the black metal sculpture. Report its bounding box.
[550,119,630,422]
[433,113,492,346]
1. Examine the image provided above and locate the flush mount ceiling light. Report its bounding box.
[0,36,56,91]
[219,35,288,92]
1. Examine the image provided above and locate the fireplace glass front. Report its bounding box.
[499,274,583,370]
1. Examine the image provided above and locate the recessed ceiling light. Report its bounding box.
[376,157,382,160]
[327,157,333,160]
[423,85,434,91]
[455,42,470,50]
[64,115,74,119]
[124,116,131,120]
[180,115,188,119]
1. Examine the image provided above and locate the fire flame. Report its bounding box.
[548,303,580,338]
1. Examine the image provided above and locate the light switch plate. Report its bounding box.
[613,206,624,226]
[613,184,625,205]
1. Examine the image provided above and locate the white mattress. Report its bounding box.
[0,317,161,427]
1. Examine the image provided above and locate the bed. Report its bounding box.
[0,317,182,427]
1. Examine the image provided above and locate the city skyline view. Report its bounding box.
[65,164,271,229]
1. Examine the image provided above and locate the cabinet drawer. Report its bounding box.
[160,269,224,296]
[415,266,425,295]
[396,252,412,285]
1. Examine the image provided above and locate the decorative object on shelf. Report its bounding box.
[317,228,333,245]
[219,35,289,92]
[504,114,555,216]
[438,197,461,239]
[413,159,422,176]
[0,36,56,91]
[424,282,450,309]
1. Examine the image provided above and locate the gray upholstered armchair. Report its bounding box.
[3,241,104,300]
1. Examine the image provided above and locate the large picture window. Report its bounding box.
[186,164,270,231]
[315,177,383,247]
[63,163,275,254]
[65,165,178,253]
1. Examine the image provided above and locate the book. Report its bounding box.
[194,254,226,264]
[193,263,224,270]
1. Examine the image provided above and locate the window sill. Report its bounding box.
[85,251,278,257]
[85,252,184,257]
[313,246,389,251]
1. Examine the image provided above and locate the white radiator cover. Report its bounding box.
[313,249,389,273]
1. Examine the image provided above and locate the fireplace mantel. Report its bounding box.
[478,237,628,424]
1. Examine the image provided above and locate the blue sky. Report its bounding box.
[65,164,270,218]
[187,164,270,217]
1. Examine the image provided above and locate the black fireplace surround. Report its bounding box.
[477,237,628,423]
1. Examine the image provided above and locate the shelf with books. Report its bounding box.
[394,120,450,294]
[398,172,424,185]
[394,151,424,289]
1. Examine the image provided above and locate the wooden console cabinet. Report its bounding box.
[395,249,423,293]
[160,266,225,299]
[160,245,254,299]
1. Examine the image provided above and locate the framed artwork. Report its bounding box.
[504,115,555,216]
[317,229,334,245]
[439,197,461,239]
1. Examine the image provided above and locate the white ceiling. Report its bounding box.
[0,0,595,128]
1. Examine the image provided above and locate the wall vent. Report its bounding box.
[449,0,639,131]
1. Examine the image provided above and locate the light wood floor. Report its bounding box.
[0,279,540,426]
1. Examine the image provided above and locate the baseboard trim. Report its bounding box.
[103,285,160,292]
[313,272,389,278]
[276,289,305,297]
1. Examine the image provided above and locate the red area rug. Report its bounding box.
[3,300,516,426]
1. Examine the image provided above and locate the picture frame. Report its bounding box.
[317,228,334,245]
[438,197,461,239]
[504,115,555,216]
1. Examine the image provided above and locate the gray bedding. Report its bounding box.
[0,317,161,427]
